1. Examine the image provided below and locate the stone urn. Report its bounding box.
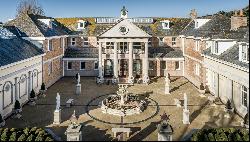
[198,83,206,95]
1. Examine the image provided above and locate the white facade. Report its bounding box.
[0,55,43,118]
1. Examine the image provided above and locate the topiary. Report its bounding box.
[30,89,36,99]
[233,133,242,141]
[1,131,8,141]
[14,100,21,110]
[225,100,232,109]
[23,128,29,136]
[41,83,46,91]
[30,127,37,134]
[242,133,249,141]
[200,83,205,90]
[9,132,17,141]
[35,135,44,141]
[26,134,34,141]
[17,134,26,141]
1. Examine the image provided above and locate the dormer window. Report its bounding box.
[211,41,219,54]
[162,20,170,29]
[240,44,249,63]
[159,37,164,46]
[77,20,85,29]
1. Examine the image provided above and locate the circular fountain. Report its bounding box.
[101,84,146,116]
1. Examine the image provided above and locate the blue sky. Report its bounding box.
[0,0,248,22]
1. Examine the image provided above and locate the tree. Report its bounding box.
[14,100,21,110]
[16,0,44,16]
[30,89,36,99]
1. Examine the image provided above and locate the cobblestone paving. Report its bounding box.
[4,77,243,141]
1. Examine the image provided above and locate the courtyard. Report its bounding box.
[4,77,243,141]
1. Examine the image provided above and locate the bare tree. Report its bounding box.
[16,0,44,16]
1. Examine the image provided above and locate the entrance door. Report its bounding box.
[104,59,113,77]
[133,59,142,78]
[119,59,128,77]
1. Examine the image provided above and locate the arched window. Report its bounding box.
[2,81,13,109]
[32,69,39,89]
[19,74,27,98]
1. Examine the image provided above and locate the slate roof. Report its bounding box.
[149,47,183,58]
[203,44,249,69]
[181,14,232,38]
[5,13,70,37]
[0,27,44,67]
[56,17,191,37]
[64,47,98,58]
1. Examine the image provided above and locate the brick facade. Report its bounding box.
[67,36,98,48]
[64,60,98,76]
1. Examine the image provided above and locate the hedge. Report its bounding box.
[191,128,249,141]
[0,127,54,141]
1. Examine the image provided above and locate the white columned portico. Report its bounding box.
[143,41,149,84]
[98,42,104,83]
[128,42,134,83]
[113,42,118,79]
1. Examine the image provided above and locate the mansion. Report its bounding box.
[0,7,249,119]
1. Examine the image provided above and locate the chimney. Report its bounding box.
[190,9,197,20]
[231,10,247,30]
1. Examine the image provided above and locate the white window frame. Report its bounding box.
[48,61,52,75]
[195,64,200,76]
[71,37,76,46]
[241,85,249,108]
[241,44,249,63]
[172,37,177,46]
[80,61,86,70]
[162,20,170,29]
[195,40,200,51]
[83,37,89,47]
[67,61,72,70]
[175,61,181,70]
[77,20,85,29]
[94,61,98,70]
[159,37,164,46]
[47,39,53,51]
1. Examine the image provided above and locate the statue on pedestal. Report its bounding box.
[56,93,60,111]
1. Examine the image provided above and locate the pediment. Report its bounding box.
[99,19,151,38]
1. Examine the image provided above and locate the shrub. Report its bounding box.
[17,134,26,141]
[26,134,34,141]
[30,127,37,134]
[30,89,36,99]
[233,133,242,141]
[9,132,17,141]
[1,131,8,141]
[207,133,215,141]
[200,83,205,90]
[35,135,44,141]
[41,83,46,91]
[14,100,21,110]
[23,127,29,136]
[45,137,53,141]
[242,133,249,141]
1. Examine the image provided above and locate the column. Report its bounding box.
[28,71,32,97]
[98,42,103,79]
[14,77,19,100]
[143,41,149,84]
[113,42,118,79]
[128,42,134,83]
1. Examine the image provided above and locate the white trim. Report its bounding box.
[43,55,63,63]
[0,54,45,70]
[63,58,98,61]
[22,37,46,41]
[184,55,202,64]
[149,58,184,61]
[203,54,249,72]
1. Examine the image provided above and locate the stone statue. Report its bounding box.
[184,93,187,110]
[56,93,60,110]
[77,73,80,84]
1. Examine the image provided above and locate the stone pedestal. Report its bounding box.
[65,124,82,141]
[76,84,81,95]
[157,122,173,141]
[182,109,190,124]
[53,109,61,125]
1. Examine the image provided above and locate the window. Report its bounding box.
[241,85,248,107]
[148,38,152,47]
[149,61,154,70]
[94,61,98,70]
[60,38,64,48]
[241,44,249,62]
[195,40,200,51]
[77,20,85,29]
[119,42,128,53]
[214,41,219,54]
[162,61,166,70]
[83,37,89,47]
[195,64,200,76]
[159,37,164,46]
[67,62,72,70]
[175,61,180,70]
[48,61,52,75]
[48,40,53,51]
[172,37,177,46]
[195,21,199,28]
[71,38,76,46]
[80,61,85,70]
[162,20,170,29]
[133,42,141,49]
[106,42,114,49]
